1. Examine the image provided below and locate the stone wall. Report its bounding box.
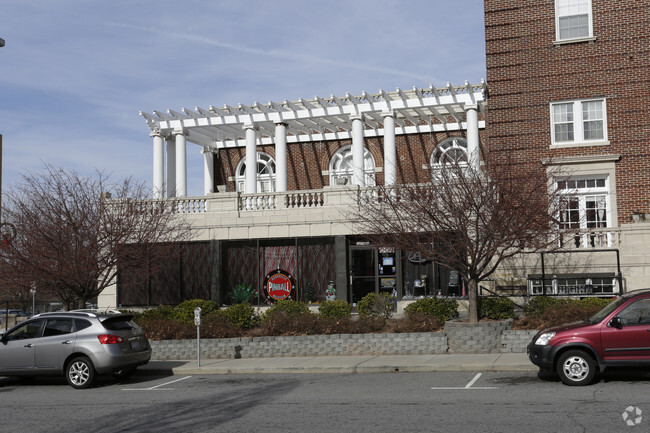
[149,327,537,360]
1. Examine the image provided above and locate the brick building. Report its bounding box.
[99,0,649,309]
[484,0,650,295]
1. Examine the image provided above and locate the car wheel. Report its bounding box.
[556,350,596,386]
[66,356,96,389]
[112,368,136,379]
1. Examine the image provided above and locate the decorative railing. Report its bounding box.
[558,228,620,249]
[174,198,208,214]
[239,190,326,211]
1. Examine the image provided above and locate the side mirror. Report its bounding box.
[1,333,7,345]
[610,316,623,329]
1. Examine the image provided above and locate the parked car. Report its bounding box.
[528,289,650,386]
[0,311,151,389]
[0,309,30,325]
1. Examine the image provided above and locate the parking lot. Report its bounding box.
[2,369,650,432]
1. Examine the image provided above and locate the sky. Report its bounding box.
[0,0,486,198]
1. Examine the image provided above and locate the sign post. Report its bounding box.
[194,307,202,366]
[30,283,36,315]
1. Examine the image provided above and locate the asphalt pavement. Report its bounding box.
[139,352,536,376]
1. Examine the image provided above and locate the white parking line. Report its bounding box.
[431,373,499,390]
[123,376,192,391]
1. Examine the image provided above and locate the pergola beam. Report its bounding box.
[141,81,487,148]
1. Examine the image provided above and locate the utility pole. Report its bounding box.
[0,37,4,226]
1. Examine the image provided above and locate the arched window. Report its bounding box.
[329,145,376,186]
[430,137,468,167]
[236,152,276,193]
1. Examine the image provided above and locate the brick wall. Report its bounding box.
[214,129,487,192]
[484,0,650,223]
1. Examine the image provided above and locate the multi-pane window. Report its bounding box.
[555,0,593,41]
[430,137,468,167]
[236,152,276,193]
[329,145,376,186]
[529,276,616,295]
[551,99,606,145]
[557,177,609,229]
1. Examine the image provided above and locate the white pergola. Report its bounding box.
[141,80,487,198]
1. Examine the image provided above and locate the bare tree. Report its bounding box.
[349,156,570,322]
[0,165,193,309]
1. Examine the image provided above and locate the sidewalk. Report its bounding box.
[139,353,536,376]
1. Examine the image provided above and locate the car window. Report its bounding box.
[101,315,135,331]
[7,320,43,341]
[75,319,92,331]
[43,319,73,337]
[618,299,650,326]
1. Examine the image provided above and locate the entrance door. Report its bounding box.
[350,247,398,304]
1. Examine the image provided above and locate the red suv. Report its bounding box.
[528,289,650,386]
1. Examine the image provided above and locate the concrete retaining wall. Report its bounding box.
[149,327,538,360]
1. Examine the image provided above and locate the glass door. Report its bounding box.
[350,248,376,305]
[350,247,398,304]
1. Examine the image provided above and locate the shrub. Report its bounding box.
[223,303,259,330]
[318,300,352,319]
[135,317,195,340]
[174,299,220,324]
[523,296,565,317]
[478,297,515,319]
[229,283,255,304]
[578,297,613,310]
[136,305,177,321]
[404,297,459,322]
[357,292,395,320]
[265,299,310,318]
[516,297,614,330]
[389,312,442,333]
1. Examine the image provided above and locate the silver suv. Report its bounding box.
[0,311,151,389]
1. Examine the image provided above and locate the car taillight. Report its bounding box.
[98,334,124,344]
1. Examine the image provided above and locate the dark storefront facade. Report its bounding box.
[116,236,462,308]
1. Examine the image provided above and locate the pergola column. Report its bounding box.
[165,135,176,198]
[174,129,188,197]
[202,147,215,195]
[152,131,164,199]
[465,104,480,170]
[383,111,397,186]
[274,121,288,192]
[244,123,258,194]
[351,114,365,186]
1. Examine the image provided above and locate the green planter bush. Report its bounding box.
[223,303,259,330]
[318,300,352,319]
[478,297,515,319]
[404,297,459,322]
[357,292,395,320]
[229,283,255,304]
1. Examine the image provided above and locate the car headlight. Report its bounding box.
[535,332,556,346]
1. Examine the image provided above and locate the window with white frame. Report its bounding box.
[236,152,276,193]
[551,99,607,146]
[430,137,468,167]
[329,145,376,186]
[555,0,593,41]
[557,176,609,229]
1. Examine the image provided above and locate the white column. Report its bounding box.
[466,104,480,171]
[351,114,365,186]
[174,130,187,197]
[202,147,215,195]
[244,123,257,194]
[152,132,164,199]
[274,121,287,192]
[382,111,397,186]
[166,136,176,198]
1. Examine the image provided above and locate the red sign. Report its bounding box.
[263,269,296,302]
